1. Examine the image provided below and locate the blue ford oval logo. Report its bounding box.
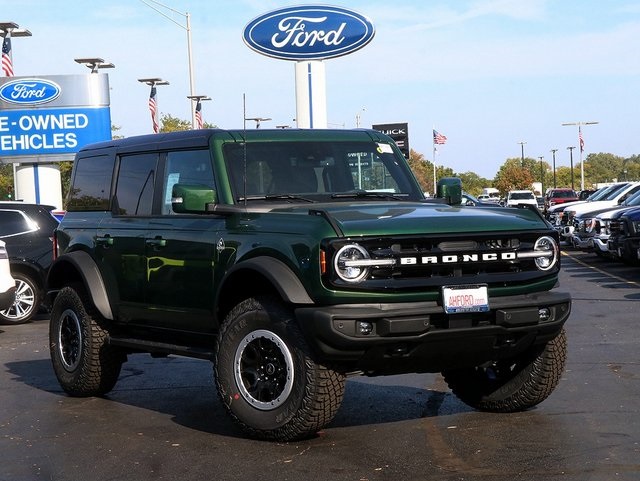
[243,5,375,60]
[0,78,62,105]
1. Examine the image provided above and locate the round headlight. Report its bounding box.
[533,236,558,270]
[334,244,370,283]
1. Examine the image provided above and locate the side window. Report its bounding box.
[0,210,33,237]
[67,154,115,211]
[162,149,214,214]
[114,153,158,216]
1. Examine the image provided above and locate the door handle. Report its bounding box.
[146,237,167,248]
[96,236,113,246]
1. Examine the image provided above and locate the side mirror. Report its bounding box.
[172,183,217,213]
[436,177,462,205]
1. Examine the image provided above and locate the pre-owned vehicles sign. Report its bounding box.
[0,75,111,159]
[243,5,375,60]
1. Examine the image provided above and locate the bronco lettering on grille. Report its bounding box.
[400,252,517,265]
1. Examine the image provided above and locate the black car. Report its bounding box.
[0,202,60,324]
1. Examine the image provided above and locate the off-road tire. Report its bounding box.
[443,328,567,412]
[214,296,346,441]
[0,272,40,325]
[49,284,125,397]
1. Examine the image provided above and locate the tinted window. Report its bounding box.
[67,154,115,211]
[0,210,33,237]
[114,153,158,216]
[161,149,214,214]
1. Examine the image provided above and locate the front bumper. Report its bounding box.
[296,290,571,374]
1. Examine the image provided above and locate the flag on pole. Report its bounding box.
[578,127,584,153]
[148,86,159,133]
[2,36,13,77]
[195,100,203,129]
[433,129,447,145]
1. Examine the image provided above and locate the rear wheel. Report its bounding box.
[214,297,346,441]
[49,284,124,396]
[443,329,567,412]
[0,272,39,325]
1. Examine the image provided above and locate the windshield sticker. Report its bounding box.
[377,143,393,154]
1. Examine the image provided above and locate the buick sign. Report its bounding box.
[243,5,375,60]
[0,78,62,106]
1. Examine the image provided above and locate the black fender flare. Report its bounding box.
[47,251,114,320]
[221,256,314,305]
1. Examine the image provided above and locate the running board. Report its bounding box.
[108,336,214,361]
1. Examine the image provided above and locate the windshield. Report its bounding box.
[602,183,630,200]
[224,140,422,201]
[510,192,534,200]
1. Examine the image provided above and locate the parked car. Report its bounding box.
[608,206,640,265]
[562,182,640,242]
[0,203,60,324]
[543,188,578,213]
[0,240,16,313]
[569,189,640,253]
[505,190,538,208]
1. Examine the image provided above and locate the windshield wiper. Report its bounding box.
[237,194,316,203]
[331,190,408,200]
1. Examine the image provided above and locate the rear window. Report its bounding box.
[67,154,115,211]
[510,192,534,200]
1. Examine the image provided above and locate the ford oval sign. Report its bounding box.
[0,78,62,106]
[243,5,375,60]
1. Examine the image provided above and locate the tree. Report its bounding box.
[160,113,217,133]
[493,158,535,194]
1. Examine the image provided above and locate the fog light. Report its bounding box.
[539,308,551,322]
[357,321,373,335]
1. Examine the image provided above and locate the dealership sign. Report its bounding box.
[243,5,375,60]
[0,74,111,160]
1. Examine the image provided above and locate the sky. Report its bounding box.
[4,0,640,178]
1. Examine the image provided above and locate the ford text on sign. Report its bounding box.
[0,107,111,156]
[0,78,62,106]
[243,5,375,60]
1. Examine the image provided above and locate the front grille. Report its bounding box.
[324,231,558,291]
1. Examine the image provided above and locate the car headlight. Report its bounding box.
[533,236,559,271]
[632,221,640,234]
[334,244,371,283]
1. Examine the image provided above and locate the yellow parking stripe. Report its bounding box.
[561,250,640,288]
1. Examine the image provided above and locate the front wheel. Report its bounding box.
[214,297,346,441]
[49,285,125,397]
[443,329,567,412]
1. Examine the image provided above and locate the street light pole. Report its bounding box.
[550,149,558,188]
[538,156,544,195]
[187,95,211,129]
[567,146,576,191]
[74,57,115,73]
[245,117,271,129]
[561,121,599,191]
[140,0,197,128]
[138,78,170,133]
[0,22,32,76]
[518,141,526,166]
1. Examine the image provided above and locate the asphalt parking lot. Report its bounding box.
[1,247,639,481]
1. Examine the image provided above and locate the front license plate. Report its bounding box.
[442,285,489,314]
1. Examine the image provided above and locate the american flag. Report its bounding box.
[2,36,13,77]
[579,128,584,153]
[148,86,159,133]
[195,100,203,129]
[433,129,447,145]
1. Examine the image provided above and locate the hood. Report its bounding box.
[283,202,547,237]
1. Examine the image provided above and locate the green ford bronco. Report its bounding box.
[47,128,571,441]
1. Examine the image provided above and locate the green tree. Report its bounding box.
[493,158,536,194]
[160,113,217,132]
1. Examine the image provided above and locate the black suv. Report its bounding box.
[47,129,571,441]
[0,202,60,324]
